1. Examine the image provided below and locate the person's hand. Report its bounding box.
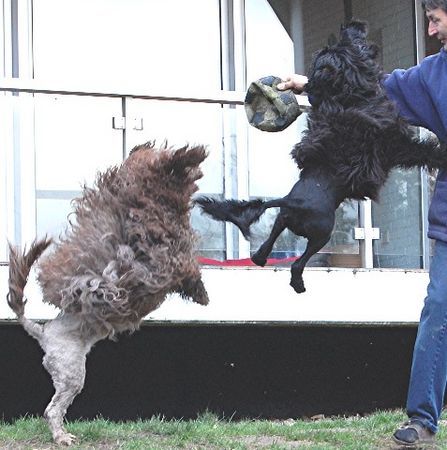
[277,75,308,94]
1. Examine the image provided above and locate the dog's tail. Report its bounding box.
[7,238,52,342]
[195,197,289,239]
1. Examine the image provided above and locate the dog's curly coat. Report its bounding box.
[7,142,209,445]
[197,20,447,293]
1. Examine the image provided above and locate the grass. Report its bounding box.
[1,410,446,449]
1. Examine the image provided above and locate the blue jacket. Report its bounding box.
[384,48,447,242]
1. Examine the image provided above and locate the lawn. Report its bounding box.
[1,410,446,449]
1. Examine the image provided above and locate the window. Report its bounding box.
[262,0,427,269]
[0,0,431,271]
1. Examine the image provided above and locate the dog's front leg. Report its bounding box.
[178,275,209,306]
[392,135,447,171]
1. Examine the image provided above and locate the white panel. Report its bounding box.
[0,265,428,323]
[150,268,428,323]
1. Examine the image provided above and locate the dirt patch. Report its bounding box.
[236,435,312,448]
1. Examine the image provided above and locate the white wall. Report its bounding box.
[0,266,427,323]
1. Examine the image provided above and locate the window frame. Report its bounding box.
[0,0,432,270]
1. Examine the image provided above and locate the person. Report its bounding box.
[278,1,447,446]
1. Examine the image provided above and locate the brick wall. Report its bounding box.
[350,1,421,268]
[302,0,345,72]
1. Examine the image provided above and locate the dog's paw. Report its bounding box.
[190,281,210,306]
[194,293,210,306]
[290,278,306,294]
[55,432,76,446]
[251,252,267,267]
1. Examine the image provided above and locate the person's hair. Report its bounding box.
[422,0,447,13]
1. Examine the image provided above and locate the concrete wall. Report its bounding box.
[1,321,416,421]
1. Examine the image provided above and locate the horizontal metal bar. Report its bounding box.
[0,77,311,108]
[0,319,419,328]
[36,190,82,200]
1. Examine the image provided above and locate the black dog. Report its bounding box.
[197,20,447,294]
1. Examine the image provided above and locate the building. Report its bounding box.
[0,0,440,419]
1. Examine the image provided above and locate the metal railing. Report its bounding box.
[0,77,312,108]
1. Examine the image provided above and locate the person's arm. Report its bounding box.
[277,74,308,94]
[383,67,431,129]
[383,62,447,142]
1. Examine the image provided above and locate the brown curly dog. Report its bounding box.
[7,142,209,445]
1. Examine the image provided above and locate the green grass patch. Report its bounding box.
[1,409,446,449]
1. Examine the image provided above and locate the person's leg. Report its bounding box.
[407,239,447,431]
[394,239,447,445]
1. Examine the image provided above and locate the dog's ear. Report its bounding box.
[170,145,207,169]
[340,20,368,45]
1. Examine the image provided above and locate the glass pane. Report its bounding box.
[0,93,14,258]
[36,198,74,238]
[427,169,437,262]
[126,98,227,258]
[249,206,302,263]
[244,0,361,267]
[34,94,123,238]
[252,0,420,268]
[249,200,360,267]
[246,0,295,82]
[34,95,123,190]
[324,201,360,267]
[191,201,225,260]
[248,114,306,198]
[32,0,221,90]
[247,112,360,266]
[4,93,41,246]
[300,0,416,71]
[246,0,297,199]
[372,169,423,268]
[351,1,421,269]
[126,99,224,194]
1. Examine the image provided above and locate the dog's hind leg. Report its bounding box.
[196,196,295,239]
[251,214,286,267]
[290,236,330,294]
[42,322,90,446]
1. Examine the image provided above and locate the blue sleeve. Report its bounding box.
[383,66,436,131]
